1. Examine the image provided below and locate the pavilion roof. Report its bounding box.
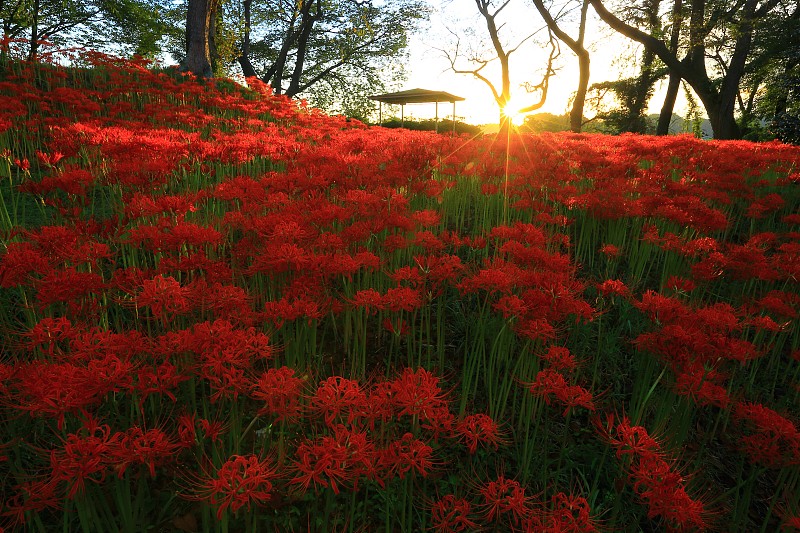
[369,88,465,105]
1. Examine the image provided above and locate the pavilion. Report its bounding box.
[369,88,465,133]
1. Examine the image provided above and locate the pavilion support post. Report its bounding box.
[452,102,456,134]
[401,105,404,127]
[378,102,382,126]
[435,101,439,133]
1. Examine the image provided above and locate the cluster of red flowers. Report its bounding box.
[598,415,709,531]
[431,478,596,532]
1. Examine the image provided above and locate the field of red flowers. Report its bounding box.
[0,54,799,532]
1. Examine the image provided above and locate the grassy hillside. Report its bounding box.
[1,54,800,532]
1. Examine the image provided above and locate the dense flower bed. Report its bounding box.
[0,55,799,532]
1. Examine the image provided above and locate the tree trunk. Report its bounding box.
[657,0,683,135]
[208,2,220,75]
[657,71,681,134]
[237,0,258,79]
[533,0,590,133]
[589,0,757,139]
[184,0,215,78]
[287,0,321,97]
[710,0,757,139]
[28,0,39,61]
[570,50,590,132]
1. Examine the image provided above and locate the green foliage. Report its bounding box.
[378,118,482,135]
[0,0,170,58]
[741,5,800,144]
[241,0,428,117]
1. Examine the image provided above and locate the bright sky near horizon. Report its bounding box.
[399,0,691,126]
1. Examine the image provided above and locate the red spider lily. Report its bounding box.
[177,413,198,448]
[350,288,384,314]
[383,317,411,336]
[597,414,709,531]
[744,314,786,332]
[251,366,306,422]
[515,317,557,342]
[133,361,187,404]
[311,376,368,428]
[197,418,228,444]
[23,316,77,357]
[379,433,435,479]
[111,427,180,477]
[137,275,191,319]
[181,320,272,402]
[35,150,65,167]
[22,166,96,198]
[598,415,660,459]
[781,514,800,531]
[673,365,731,409]
[382,286,424,312]
[527,369,595,416]
[733,401,800,468]
[124,191,205,219]
[68,327,146,363]
[599,243,621,258]
[755,290,800,318]
[635,291,688,324]
[630,455,708,530]
[362,380,396,431]
[430,495,478,533]
[49,422,120,499]
[2,479,61,528]
[456,414,506,454]
[390,265,423,287]
[746,192,785,219]
[10,361,122,429]
[490,222,547,247]
[411,209,441,228]
[291,425,376,494]
[390,368,452,428]
[539,346,578,372]
[597,279,630,298]
[412,230,445,252]
[458,263,520,296]
[34,266,106,311]
[493,295,528,319]
[478,475,532,525]
[546,492,596,532]
[0,242,51,287]
[664,275,696,293]
[189,454,278,519]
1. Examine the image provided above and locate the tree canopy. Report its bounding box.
[236,0,428,120]
[1,0,168,60]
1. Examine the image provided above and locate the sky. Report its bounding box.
[397,0,691,126]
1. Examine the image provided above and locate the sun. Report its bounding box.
[501,97,529,126]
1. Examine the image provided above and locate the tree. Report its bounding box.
[589,0,786,139]
[530,0,590,133]
[183,0,221,77]
[235,0,426,114]
[1,0,167,61]
[735,2,799,141]
[656,0,683,134]
[578,0,669,134]
[444,0,559,135]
